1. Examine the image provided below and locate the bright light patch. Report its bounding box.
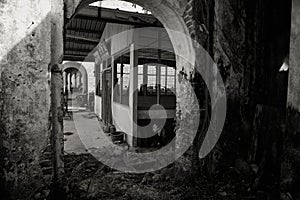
[279,61,289,72]
[90,0,151,14]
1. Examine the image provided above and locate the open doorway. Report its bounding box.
[59,0,200,199]
[62,0,177,155]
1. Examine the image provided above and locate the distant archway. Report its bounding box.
[63,62,88,94]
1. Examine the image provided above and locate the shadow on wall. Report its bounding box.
[0,14,54,200]
[0,1,192,198]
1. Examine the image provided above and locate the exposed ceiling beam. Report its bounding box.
[66,34,100,43]
[65,38,99,45]
[66,28,104,35]
[64,48,94,53]
[63,54,95,62]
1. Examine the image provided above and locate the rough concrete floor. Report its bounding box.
[64,110,111,155]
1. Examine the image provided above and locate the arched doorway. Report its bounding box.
[54,0,225,198]
[63,62,89,110]
[61,0,223,162]
[63,0,198,145]
[62,0,226,170]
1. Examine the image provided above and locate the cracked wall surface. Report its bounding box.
[0,0,64,199]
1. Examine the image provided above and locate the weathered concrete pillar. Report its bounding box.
[49,64,65,199]
[281,0,300,198]
[51,0,64,65]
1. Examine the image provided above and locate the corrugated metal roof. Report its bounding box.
[64,16,106,61]
[63,6,163,61]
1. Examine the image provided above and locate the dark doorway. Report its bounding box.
[102,68,112,126]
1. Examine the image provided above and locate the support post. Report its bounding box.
[50,64,65,199]
[129,44,138,146]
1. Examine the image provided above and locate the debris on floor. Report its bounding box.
[64,154,273,200]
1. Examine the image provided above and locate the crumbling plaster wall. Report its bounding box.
[0,0,64,199]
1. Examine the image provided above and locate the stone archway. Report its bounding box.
[62,0,225,164]
[65,0,203,151]
[63,62,88,95]
[67,0,226,154]
[60,0,205,169]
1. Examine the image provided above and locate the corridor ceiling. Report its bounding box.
[63,5,162,61]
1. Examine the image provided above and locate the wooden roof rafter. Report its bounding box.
[64,6,163,61]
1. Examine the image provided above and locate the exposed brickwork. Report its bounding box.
[182,0,197,39]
